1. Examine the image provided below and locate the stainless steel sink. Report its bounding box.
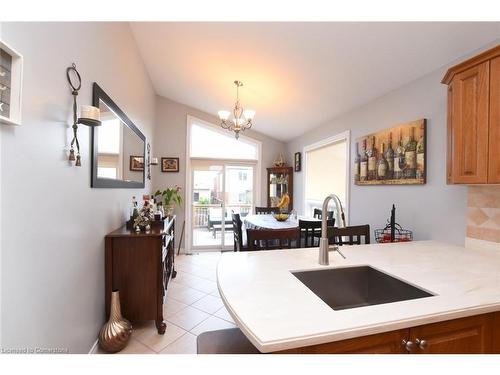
[292,266,434,311]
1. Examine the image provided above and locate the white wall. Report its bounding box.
[0,23,156,353]
[152,96,286,249]
[286,67,468,246]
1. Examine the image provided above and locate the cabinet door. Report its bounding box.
[488,56,500,183]
[450,61,490,184]
[409,314,494,354]
[277,329,409,354]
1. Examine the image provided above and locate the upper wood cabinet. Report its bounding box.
[442,45,500,184]
[489,56,500,183]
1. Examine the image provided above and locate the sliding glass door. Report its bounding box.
[190,160,254,251]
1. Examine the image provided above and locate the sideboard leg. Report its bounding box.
[156,319,166,334]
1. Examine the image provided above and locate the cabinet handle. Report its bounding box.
[415,338,428,350]
[401,339,415,352]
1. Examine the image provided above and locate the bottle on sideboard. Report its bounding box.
[416,123,425,180]
[404,127,417,179]
[366,136,378,181]
[385,132,395,179]
[131,196,139,219]
[377,143,388,180]
[394,129,405,179]
[354,142,361,182]
[360,139,368,182]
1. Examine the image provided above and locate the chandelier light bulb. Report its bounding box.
[218,110,230,121]
[243,109,255,121]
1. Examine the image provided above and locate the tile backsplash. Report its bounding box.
[467,186,500,243]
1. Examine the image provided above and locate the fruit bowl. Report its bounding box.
[273,213,289,222]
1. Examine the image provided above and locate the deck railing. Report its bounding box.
[193,204,252,228]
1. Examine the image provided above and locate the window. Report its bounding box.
[98,118,121,154]
[97,167,117,179]
[238,171,247,181]
[304,133,349,219]
[190,123,258,160]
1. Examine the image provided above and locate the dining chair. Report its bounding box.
[247,228,301,251]
[313,208,334,220]
[327,225,371,245]
[299,219,335,248]
[231,212,247,251]
[255,206,281,215]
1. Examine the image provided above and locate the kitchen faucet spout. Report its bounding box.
[318,194,346,265]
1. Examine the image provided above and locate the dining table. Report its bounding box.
[243,214,320,230]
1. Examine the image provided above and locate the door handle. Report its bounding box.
[415,338,428,350]
[401,339,415,352]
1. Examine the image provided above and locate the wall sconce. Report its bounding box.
[66,63,101,166]
[146,142,159,180]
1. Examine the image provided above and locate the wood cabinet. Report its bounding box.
[277,329,408,354]
[442,45,500,184]
[277,312,499,354]
[408,313,494,354]
[489,56,500,183]
[267,167,293,210]
[105,217,176,334]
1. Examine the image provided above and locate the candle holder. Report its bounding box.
[146,143,158,180]
[66,63,101,167]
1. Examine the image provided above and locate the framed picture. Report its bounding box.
[294,152,301,172]
[161,157,179,173]
[0,39,23,126]
[129,155,144,171]
[354,119,426,185]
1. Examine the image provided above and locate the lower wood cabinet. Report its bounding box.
[408,313,494,354]
[277,329,408,354]
[105,217,176,335]
[277,312,499,354]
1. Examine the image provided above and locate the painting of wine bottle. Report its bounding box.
[354,119,426,185]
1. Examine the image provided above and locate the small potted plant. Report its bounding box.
[155,186,182,218]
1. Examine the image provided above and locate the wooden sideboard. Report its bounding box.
[105,216,176,334]
[442,44,500,184]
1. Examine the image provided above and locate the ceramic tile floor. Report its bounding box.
[97,251,236,354]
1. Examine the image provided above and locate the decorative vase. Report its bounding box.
[98,290,133,353]
[164,204,174,217]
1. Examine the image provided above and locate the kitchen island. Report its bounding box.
[216,241,500,353]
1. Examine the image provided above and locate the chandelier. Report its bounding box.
[218,80,255,139]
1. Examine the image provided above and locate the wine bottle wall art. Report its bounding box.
[354,119,426,185]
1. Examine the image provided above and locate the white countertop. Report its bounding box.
[216,241,500,352]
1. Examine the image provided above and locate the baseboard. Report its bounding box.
[88,338,99,354]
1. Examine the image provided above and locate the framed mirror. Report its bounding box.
[91,83,145,188]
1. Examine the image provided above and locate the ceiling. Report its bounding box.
[130,22,500,142]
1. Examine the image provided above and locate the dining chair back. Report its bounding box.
[231,212,246,251]
[313,208,334,220]
[299,219,334,248]
[247,228,301,251]
[255,206,281,215]
[327,225,371,245]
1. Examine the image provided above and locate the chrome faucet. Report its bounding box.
[319,194,347,265]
